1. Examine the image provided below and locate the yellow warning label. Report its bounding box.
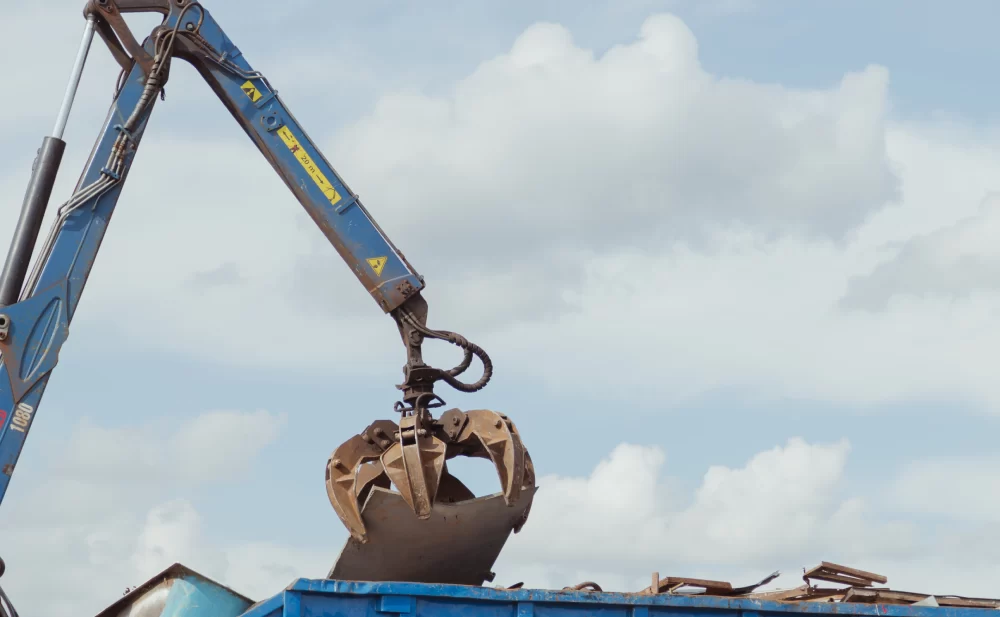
[241,80,262,103]
[276,126,342,206]
[367,256,388,277]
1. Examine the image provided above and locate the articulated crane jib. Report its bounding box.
[0,0,535,610]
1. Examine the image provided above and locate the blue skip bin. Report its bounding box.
[92,562,1000,617]
[238,579,999,617]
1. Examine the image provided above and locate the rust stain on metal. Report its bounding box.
[396,280,417,298]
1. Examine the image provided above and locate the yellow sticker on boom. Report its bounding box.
[241,80,262,103]
[276,126,342,206]
[367,256,388,277]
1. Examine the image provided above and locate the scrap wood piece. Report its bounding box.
[645,571,780,597]
[646,573,733,596]
[747,585,812,601]
[844,588,1000,609]
[749,586,845,603]
[803,561,887,588]
[933,596,1000,609]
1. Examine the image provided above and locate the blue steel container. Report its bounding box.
[236,580,994,617]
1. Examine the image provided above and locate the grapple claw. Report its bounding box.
[325,408,534,544]
[380,415,447,518]
[451,409,527,505]
[324,419,397,543]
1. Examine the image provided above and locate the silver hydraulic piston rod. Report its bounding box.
[0,15,97,307]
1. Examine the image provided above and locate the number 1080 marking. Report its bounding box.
[10,403,34,433]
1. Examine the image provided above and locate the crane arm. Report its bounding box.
[0,0,531,547]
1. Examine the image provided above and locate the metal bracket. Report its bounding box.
[87,0,157,76]
[261,111,284,132]
[254,89,278,109]
[0,281,70,402]
[334,193,360,215]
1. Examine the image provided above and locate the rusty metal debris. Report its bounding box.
[628,562,1000,609]
[326,408,535,544]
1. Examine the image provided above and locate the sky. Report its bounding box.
[1,0,1000,615]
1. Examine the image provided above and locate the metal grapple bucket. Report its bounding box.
[325,408,536,585]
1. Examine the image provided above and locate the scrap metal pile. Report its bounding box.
[528,562,1000,609]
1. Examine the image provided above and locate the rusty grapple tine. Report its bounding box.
[381,415,447,519]
[325,420,397,543]
[514,449,535,532]
[458,409,527,505]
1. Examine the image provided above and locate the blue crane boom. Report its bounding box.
[0,0,535,601]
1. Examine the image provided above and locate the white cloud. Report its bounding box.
[498,438,910,579]
[12,8,994,418]
[494,439,997,599]
[51,409,287,490]
[842,193,1000,311]
[132,500,212,575]
[0,408,323,617]
[331,14,897,256]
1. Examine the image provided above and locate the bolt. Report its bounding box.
[495,419,503,429]
[185,22,195,31]
[452,416,460,426]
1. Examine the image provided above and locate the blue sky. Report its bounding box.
[2,1,1000,615]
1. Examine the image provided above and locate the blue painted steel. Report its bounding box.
[237,579,990,617]
[94,563,253,617]
[158,574,254,617]
[0,2,425,504]
[174,9,424,311]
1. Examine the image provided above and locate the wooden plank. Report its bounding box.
[747,586,812,601]
[804,571,877,587]
[661,577,733,591]
[812,561,887,585]
[936,598,1000,609]
[844,588,1000,609]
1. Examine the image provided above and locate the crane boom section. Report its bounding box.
[0,1,428,505]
